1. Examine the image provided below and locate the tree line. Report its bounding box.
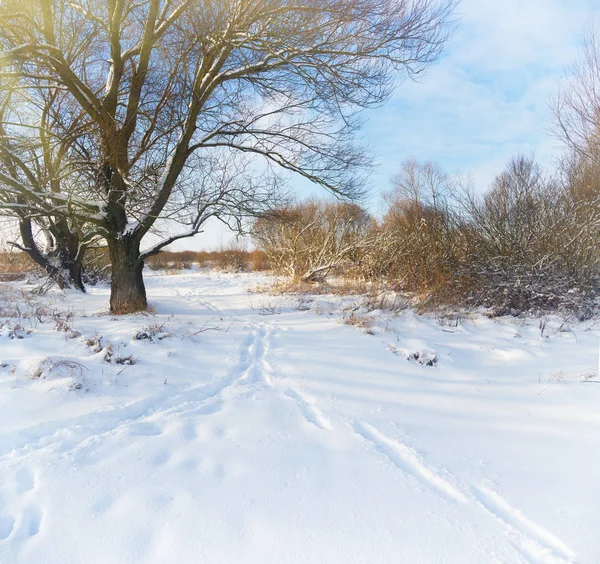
[252,151,600,317]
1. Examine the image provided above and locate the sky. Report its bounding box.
[182,0,600,251]
[364,0,600,196]
[1,1,597,253]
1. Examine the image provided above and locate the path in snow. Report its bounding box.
[0,272,598,563]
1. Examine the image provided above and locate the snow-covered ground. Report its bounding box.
[0,271,599,564]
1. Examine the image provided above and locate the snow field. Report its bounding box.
[0,271,599,563]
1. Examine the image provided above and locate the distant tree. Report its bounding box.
[365,159,461,292]
[552,26,600,167]
[390,158,452,212]
[0,0,456,313]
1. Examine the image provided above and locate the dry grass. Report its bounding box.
[144,249,269,273]
[263,276,370,297]
[342,311,373,334]
[0,252,41,281]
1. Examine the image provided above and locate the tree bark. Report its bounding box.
[67,259,85,292]
[108,236,147,314]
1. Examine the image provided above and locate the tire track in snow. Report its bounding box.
[473,485,576,564]
[353,421,467,503]
[284,388,332,430]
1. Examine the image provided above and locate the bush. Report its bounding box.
[452,155,599,317]
[257,157,600,317]
[360,159,464,304]
[253,199,372,281]
[143,246,267,274]
[82,247,111,285]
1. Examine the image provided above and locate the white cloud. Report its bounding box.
[363,0,600,196]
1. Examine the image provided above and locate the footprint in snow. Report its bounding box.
[127,421,163,437]
[180,420,198,442]
[0,515,15,541]
[19,507,42,538]
[0,465,41,542]
[151,449,172,467]
[15,468,36,494]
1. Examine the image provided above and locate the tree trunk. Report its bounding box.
[47,252,86,292]
[108,236,147,314]
[67,259,85,292]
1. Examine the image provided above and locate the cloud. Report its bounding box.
[362,0,600,195]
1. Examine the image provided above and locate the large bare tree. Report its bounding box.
[0,0,456,313]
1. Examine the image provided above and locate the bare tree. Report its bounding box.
[0,80,101,290]
[551,25,600,278]
[390,158,452,211]
[365,159,462,294]
[0,0,456,313]
[552,25,600,167]
[474,155,546,258]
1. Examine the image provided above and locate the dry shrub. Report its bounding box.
[361,159,463,306]
[451,155,599,317]
[249,249,270,271]
[144,246,267,273]
[370,156,600,317]
[264,275,370,297]
[145,250,210,271]
[146,251,196,271]
[82,247,111,284]
[342,311,372,331]
[364,200,462,302]
[212,249,248,272]
[253,199,372,281]
[258,156,599,318]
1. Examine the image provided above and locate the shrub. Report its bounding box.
[253,199,372,281]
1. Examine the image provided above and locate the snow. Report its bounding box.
[0,271,599,563]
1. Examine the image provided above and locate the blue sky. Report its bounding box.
[364,0,599,195]
[177,0,600,250]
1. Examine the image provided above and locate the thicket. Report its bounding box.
[253,201,373,282]
[252,155,600,318]
[144,248,268,273]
